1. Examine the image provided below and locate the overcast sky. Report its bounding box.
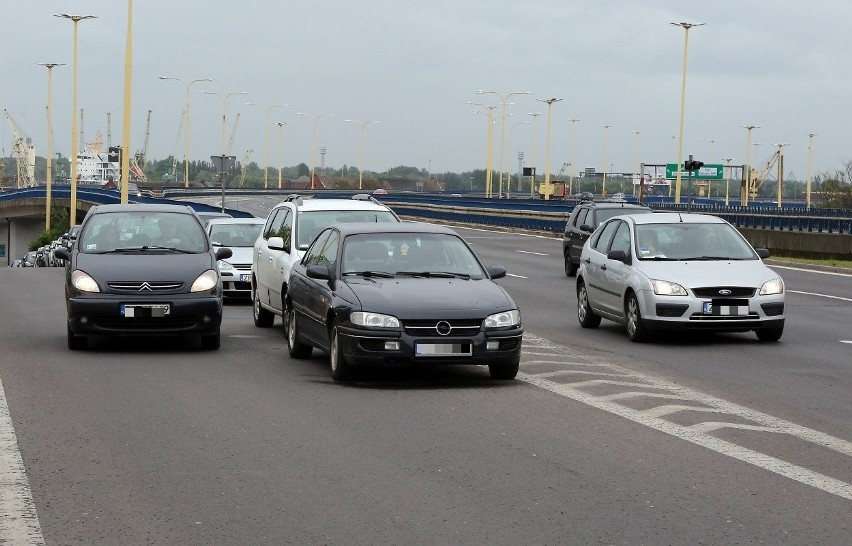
[1,1,848,181]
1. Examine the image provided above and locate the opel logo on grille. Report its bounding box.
[718,289,732,296]
[435,321,452,336]
[139,282,153,291]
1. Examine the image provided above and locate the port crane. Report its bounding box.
[3,109,36,188]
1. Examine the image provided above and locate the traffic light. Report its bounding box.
[684,158,704,171]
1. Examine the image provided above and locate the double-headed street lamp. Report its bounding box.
[741,124,760,205]
[36,62,65,230]
[55,13,96,226]
[160,76,215,187]
[536,98,562,200]
[345,119,380,189]
[200,90,249,155]
[247,102,289,188]
[478,90,531,198]
[297,112,332,189]
[671,21,705,204]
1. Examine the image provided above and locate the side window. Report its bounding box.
[574,208,589,228]
[275,208,292,243]
[609,221,631,256]
[303,230,332,267]
[317,231,339,270]
[592,220,620,254]
[264,209,283,240]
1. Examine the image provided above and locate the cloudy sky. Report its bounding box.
[1,1,848,181]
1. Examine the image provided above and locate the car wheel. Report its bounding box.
[489,359,519,380]
[287,307,312,359]
[329,323,354,382]
[564,252,578,277]
[67,325,87,350]
[755,326,783,342]
[625,292,648,342]
[577,281,601,328]
[201,331,221,350]
[253,287,274,327]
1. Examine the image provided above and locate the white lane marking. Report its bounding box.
[788,290,852,303]
[841,340,852,344]
[517,250,548,256]
[0,376,45,544]
[506,273,527,279]
[769,264,852,277]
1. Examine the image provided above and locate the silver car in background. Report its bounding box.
[576,212,785,342]
[206,217,266,298]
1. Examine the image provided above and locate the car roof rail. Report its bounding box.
[283,194,304,205]
[350,193,380,204]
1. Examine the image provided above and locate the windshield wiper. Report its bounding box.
[342,270,395,278]
[139,245,194,253]
[397,271,471,279]
[682,255,733,261]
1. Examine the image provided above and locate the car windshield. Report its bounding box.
[296,209,398,250]
[635,223,758,261]
[208,223,264,247]
[79,211,208,254]
[340,233,487,280]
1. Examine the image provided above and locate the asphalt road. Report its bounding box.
[1,200,850,545]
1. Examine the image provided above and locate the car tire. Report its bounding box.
[564,252,578,277]
[201,332,221,350]
[253,287,274,327]
[577,281,601,328]
[489,359,519,380]
[329,323,354,382]
[755,326,783,342]
[287,307,312,359]
[625,292,649,342]
[67,325,87,350]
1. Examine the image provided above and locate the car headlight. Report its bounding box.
[485,309,521,329]
[651,279,688,296]
[190,269,218,292]
[71,270,100,293]
[350,311,400,328]
[759,277,784,295]
[218,260,234,271]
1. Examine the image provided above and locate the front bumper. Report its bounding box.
[335,325,523,367]
[66,293,223,337]
[637,288,785,332]
[219,268,252,297]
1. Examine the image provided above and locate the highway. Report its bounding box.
[1,196,850,544]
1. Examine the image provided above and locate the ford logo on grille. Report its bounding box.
[435,321,452,336]
[718,289,732,296]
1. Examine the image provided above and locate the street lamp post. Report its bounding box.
[468,102,498,197]
[722,157,733,206]
[36,62,65,231]
[478,90,531,198]
[160,76,214,187]
[774,143,789,208]
[55,13,96,226]
[345,119,380,189]
[632,130,641,197]
[120,0,134,205]
[528,112,541,197]
[276,121,286,189]
[200,90,249,156]
[297,112,332,189]
[506,120,531,196]
[536,98,562,200]
[247,102,289,188]
[671,21,705,205]
[806,133,817,209]
[601,125,612,197]
[569,119,579,196]
[741,125,760,206]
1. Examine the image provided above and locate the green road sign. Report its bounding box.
[666,163,723,180]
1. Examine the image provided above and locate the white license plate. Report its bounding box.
[239,274,250,282]
[121,304,170,318]
[415,342,472,357]
[703,301,747,316]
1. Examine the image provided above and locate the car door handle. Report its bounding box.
[601,264,607,271]
[584,258,591,263]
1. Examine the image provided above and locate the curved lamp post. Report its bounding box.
[36,62,65,230]
[345,119,380,189]
[247,102,289,188]
[671,21,705,204]
[297,112,332,189]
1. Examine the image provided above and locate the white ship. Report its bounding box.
[76,131,143,193]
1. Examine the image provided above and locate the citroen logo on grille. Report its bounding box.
[435,321,452,336]
[718,289,732,296]
[139,282,153,291]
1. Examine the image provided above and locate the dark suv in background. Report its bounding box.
[562,200,652,276]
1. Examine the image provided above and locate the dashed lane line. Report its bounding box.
[0,376,45,545]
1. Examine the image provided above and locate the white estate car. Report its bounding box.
[251,194,401,327]
[206,217,266,298]
[576,212,785,342]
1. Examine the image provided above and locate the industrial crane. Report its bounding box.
[238,149,253,188]
[163,111,184,183]
[131,109,151,183]
[749,150,780,198]
[226,113,240,156]
[3,109,37,188]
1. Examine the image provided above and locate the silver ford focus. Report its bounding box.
[576,212,785,342]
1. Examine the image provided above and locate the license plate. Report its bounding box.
[239,274,250,282]
[415,342,472,357]
[702,301,713,314]
[121,304,170,318]
[703,301,747,316]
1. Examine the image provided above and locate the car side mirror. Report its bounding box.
[607,249,630,264]
[54,248,71,261]
[487,265,507,279]
[267,236,285,251]
[306,263,331,280]
[755,248,770,259]
[580,224,593,233]
[215,247,233,260]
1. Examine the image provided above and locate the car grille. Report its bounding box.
[403,319,482,336]
[761,302,785,316]
[691,286,756,298]
[107,281,184,292]
[231,263,251,270]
